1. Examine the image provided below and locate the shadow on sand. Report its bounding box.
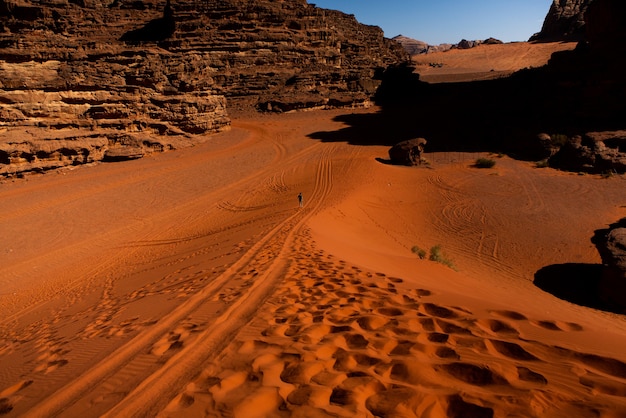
[533,263,620,313]
[534,218,626,315]
[307,46,625,160]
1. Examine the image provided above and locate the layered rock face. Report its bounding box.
[181,0,408,111]
[0,0,407,176]
[531,0,593,41]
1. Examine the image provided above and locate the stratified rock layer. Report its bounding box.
[0,0,408,176]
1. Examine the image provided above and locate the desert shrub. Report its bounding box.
[411,245,427,259]
[535,159,550,168]
[474,158,496,169]
[601,170,617,179]
[429,245,456,270]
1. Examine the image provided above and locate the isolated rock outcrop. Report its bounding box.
[388,138,427,166]
[0,0,408,176]
[392,35,431,55]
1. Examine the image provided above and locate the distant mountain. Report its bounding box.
[392,35,502,55]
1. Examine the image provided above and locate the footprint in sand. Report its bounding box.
[421,303,458,319]
[151,323,198,356]
[489,310,528,321]
[446,394,495,418]
[517,366,547,385]
[356,315,388,331]
[426,332,450,343]
[389,340,416,356]
[575,352,626,379]
[415,288,432,297]
[0,379,33,414]
[486,339,539,361]
[531,320,564,331]
[0,398,13,415]
[34,346,69,374]
[435,319,473,335]
[376,307,405,317]
[437,362,508,386]
[476,318,519,337]
[365,387,421,417]
[434,346,461,360]
[579,373,626,396]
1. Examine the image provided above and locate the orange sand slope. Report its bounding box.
[1,108,626,417]
[412,41,577,83]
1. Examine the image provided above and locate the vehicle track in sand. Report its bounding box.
[17,131,337,417]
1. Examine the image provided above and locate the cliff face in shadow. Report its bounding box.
[309,0,626,173]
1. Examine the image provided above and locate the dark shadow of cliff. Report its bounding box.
[533,264,614,312]
[307,43,626,160]
[533,217,626,315]
[120,0,175,43]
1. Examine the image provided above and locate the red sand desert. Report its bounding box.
[412,41,578,83]
[1,106,626,417]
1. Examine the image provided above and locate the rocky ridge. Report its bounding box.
[0,0,408,177]
[531,0,592,41]
[392,35,501,56]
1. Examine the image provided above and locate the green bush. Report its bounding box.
[474,158,496,168]
[429,245,456,270]
[411,246,427,259]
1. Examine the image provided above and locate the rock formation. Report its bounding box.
[392,36,431,55]
[388,138,426,166]
[593,218,626,312]
[546,131,626,173]
[531,0,592,41]
[0,0,408,176]
[392,35,501,56]
[374,0,626,174]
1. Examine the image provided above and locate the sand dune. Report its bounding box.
[1,108,626,417]
[412,41,577,83]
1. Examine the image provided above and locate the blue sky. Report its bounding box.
[309,0,552,45]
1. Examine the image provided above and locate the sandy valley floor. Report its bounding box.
[1,107,626,417]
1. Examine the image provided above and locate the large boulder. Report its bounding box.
[388,138,427,166]
[595,221,626,311]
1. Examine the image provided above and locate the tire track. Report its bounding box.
[25,140,336,417]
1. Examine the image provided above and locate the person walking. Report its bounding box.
[298,192,303,208]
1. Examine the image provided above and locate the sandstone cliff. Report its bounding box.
[0,0,408,176]
[531,0,593,41]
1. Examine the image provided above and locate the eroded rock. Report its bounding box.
[547,131,626,173]
[388,138,427,166]
[0,0,408,176]
[595,220,626,312]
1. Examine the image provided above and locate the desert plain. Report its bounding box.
[2,42,626,418]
